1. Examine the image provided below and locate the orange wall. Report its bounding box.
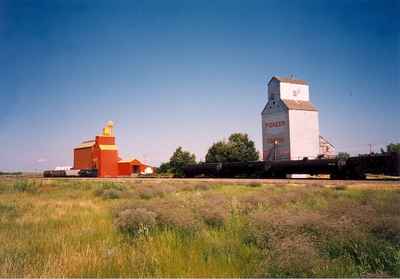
[118,162,132,176]
[95,136,115,145]
[73,148,93,169]
[97,150,119,177]
[74,134,153,177]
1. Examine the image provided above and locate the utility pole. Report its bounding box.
[273,139,279,160]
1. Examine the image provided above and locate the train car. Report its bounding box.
[183,152,400,180]
[43,170,67,177]
[43,168,97,178]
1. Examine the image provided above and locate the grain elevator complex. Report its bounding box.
[45,75,347,178]
[73,121,154,177]
[262,76,335,161]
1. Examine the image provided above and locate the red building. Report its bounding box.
[118,158,153,176]
[73,121,153,177]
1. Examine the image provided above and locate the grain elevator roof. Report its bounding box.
[269,76,308,85]
[75,140,95,149]
[281,99,318,111]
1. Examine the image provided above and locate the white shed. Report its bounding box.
[261,76,320,161]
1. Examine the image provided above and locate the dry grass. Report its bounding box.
[0,177,399,277]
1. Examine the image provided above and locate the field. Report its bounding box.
[0,177,399,277]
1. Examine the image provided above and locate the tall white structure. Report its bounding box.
[261,76,320,161]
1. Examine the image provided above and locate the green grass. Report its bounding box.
[0,177,399,277]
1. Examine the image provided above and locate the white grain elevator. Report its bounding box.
[261,76,320,161]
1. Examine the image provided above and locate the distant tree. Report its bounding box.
[158,162,171,174]
[206,133,259,163]
[384,143,400,153]
[168,147,196,177]
[205,141,230,163]
[337,152,350,160]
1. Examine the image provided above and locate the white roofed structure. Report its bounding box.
[262,76,320,161]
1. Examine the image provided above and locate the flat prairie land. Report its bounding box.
[0,177,399,277]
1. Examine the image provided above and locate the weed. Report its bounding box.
[262,234,326,277]
[13,180,38,193]
[333,185,347,191]
[198,207,228,228]
[150,200,202,232]
[114,207,157,236]
[136,184,176,199]
[194,183,211,191]
[324,236,400,275]
[371,216,400,245]
[102,189,123,199]
[1,177,400,277]
[0,203,18,221]
[247,182,262,188]
[94,182,126,199]
[138,187,162,199]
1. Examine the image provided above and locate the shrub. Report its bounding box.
[149,201,202,232]
[13,180,38,193]
[94,182,126,199]
[138,188,160,199]
[136,184,176,199]
[238,192,272,213]
[101,182,125,191]
[194,183,211,191]
[101,189,123,199]
[323,199,377,232]
[333,185,347,191]
[247,182,262,188]
[114,207,157,236]
[370,216,400,245]
[324,236,400,275]
[263,234,326,277]
[0,203,18,221]
[247,209,325,248]
[198,207,228,227]
[114,197,202,234]
[196,193,230,227]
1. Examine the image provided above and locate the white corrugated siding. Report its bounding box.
[288,110,320,160]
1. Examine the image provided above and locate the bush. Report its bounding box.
[180,183,210,192]
[324,236,400,275]
[136,185,176,199]
[196,193,230,227]
[333,185,347,191]
[247,182,262,188]
[194,183,211,191]
[238,192,272,213]
[114,207,157,236]
[94,182,125,199]
[13,180,38,193]
[263,234,326,277]
[371,216,400,246]
[149,200,202,232]
[0,203,18,221]
[198,207,227,227]
[247,209,325,248]
[101,189,123,199]
[138,188,160,199]
[114,197,202,235]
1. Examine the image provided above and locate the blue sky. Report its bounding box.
[0,0,399,171]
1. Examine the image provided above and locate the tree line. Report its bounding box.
[159,134,400,177]
[158,133,259,177]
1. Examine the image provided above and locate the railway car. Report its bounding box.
[183,152,400,180]
[43,169,97,178]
